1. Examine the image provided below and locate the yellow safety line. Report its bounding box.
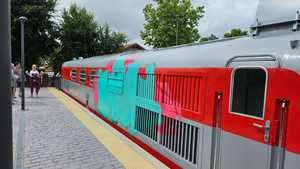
[48,88,158,169]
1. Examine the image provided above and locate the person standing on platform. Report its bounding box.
[14,62,22,97]
[27,64,40,97]
[11,63,17,103]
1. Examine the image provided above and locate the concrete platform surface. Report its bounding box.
[13,88,167,169]
[13,88,124,169]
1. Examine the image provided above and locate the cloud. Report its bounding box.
[57,0,260,40]
[197,0,259,36]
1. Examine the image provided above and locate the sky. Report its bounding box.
[56,0,260,43]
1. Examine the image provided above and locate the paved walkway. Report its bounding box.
[13,88,124,169]
[13,88,167,169]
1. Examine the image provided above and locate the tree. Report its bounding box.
[60,4,99,59]
[224,28,248,38]
[97,24,127,55]
[141,0,204,48]
[11,0,59,69]
[200,34,218,42]
[49,47,64,74]
[52,4,127,73]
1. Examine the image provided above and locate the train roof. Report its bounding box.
[63,32,300,74]
[63,0,300,74]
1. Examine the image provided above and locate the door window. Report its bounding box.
[230,68,267,118]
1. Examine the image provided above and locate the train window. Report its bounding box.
[89,70,98,86]
[79,70,86,84]
[71,70,77,81]
[230,68,267,118]
[108,72,124,94]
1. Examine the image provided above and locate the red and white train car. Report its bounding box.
[61,1,300,169]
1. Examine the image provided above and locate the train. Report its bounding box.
[60,0,300,169]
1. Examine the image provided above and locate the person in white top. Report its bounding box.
[28,64,40,97]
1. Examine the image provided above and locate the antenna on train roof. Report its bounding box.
[292,11,300,32]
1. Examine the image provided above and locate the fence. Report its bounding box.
[38,75,61,89]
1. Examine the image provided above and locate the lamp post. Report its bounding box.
[19,16,28,111]
[0,0,13,168]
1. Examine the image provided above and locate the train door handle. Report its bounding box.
[252,123,264,129]
[252,120,270,143]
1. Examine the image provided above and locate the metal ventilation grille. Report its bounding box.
[137,73,203,113]
[135,106,159,141]
[162,75,202,112]
[137,74,156,100]
[159,115,199,165]
[71,70,77,81]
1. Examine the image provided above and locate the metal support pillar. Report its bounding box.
[19,16,27,110]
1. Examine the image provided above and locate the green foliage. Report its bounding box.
[141,0,204,48]
[200,34,218,42]
[97,24,127,54]
[11,0,59,69]
[224,28,248,38]
[60,4,99,59]
[52,4,127,73]
[49,47,64,74]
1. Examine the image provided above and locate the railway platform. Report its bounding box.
[13,88,167,169]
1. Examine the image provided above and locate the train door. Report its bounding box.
[218,67,273,169]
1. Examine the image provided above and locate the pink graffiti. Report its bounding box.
[155,80,183,117]
[124,59,134,73]
[123,55,138,73]
[138,67,147,80]
[106,59,115,74]
[155,80,183,136]
[92,76,99,107]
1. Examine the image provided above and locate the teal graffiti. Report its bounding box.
[96,55,161,134]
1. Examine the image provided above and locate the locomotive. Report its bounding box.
[61,0,300,168]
